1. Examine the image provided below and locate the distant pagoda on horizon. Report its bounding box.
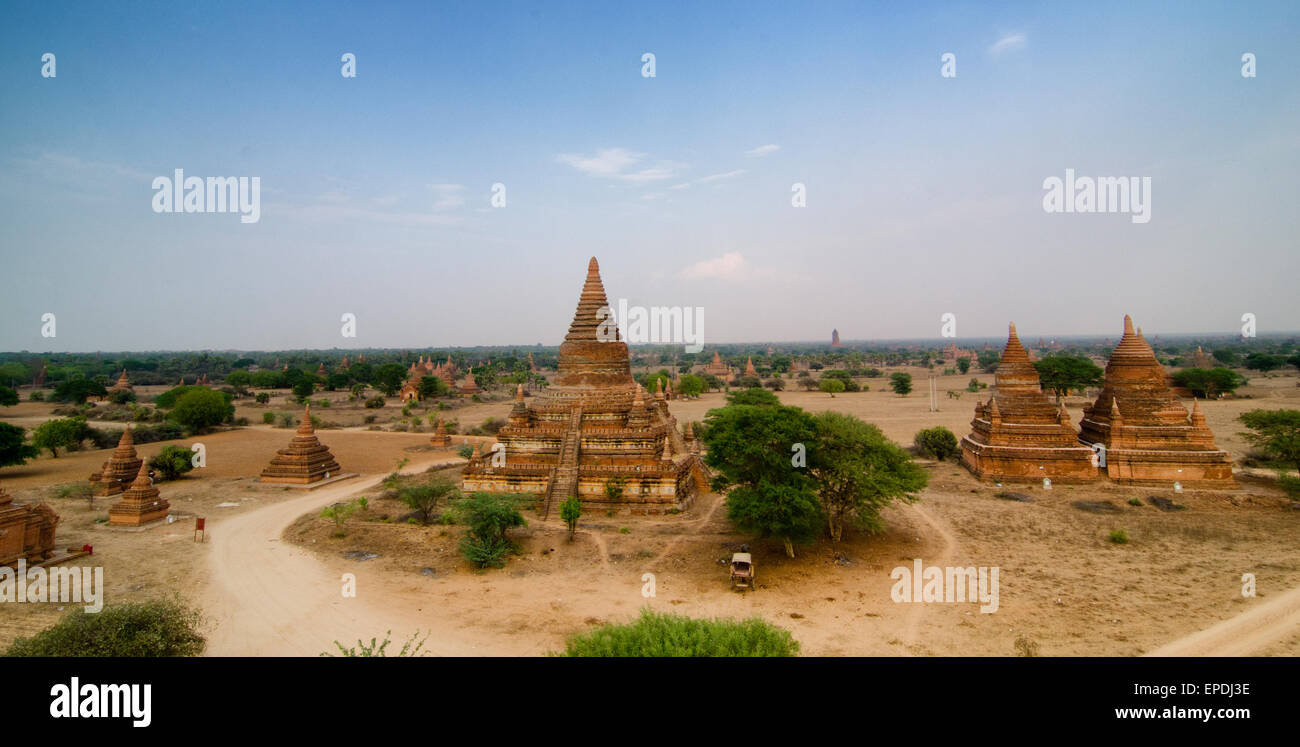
[461,257,705,517]
[259,404,342,485]
[959,323,1098,483]
[830,328,843,348]
[1077,316,1236,488]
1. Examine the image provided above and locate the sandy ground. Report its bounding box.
[2,371,1298,656]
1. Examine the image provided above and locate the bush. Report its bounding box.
[457,493,526,568]
[31,417,89,458]
[29,390,45,401]
[558,608,799,657]
[106,388,136,405]
[457,444,474,459]
[148,445,195,481]
[1108,529,1129,545]
[914,426,959,460]
[399,476,460,524]
[1276,473,1300,501]
[364,396,386,409]
[262,411,275,424]
[889,372,913,396]
[255,392,270,404]
[4,598,205,657]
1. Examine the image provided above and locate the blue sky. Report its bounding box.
[1,1,1296,351]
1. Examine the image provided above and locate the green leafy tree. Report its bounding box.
[1033,355,1104,399]
[418,375,449,399]
[1239,409,1300,474]
[148,445,196,481]
[1212,349,1238,367]
[0,362,30,387]
[225,370,252,388]
[1244,353,1286,372]
[889,372,913,396]
[169,389,234,433]
[677,374,706,398]
[0,422,38,468]
[977,351,1001,373]
[812,413,927,541]
[1172,368,1246,398]
[31,417,88,458]
[700,401,822,557]
[819,378,845,396]
[560,496,582,539]
[374,364,407,396]
[52,378,106,404]
[914,426,959,460]
[955,357,971,374]
[292,378,316,401]
[0,386,18,406]
[725,387,780,407]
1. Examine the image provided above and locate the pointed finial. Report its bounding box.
[516,384,524,401]
[1123,315,1135,335]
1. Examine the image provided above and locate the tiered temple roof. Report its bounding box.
[461,257,705,516]
[259,405,342,484]
[108,462,170,526]
[89,427,144,496]
[1077,316,1235,487]
[959,323,1097,482]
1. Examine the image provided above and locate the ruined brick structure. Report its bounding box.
[0,483,59,567]
[960,323,1098,483]
[1077,316,1236,488]
[461,257,706,516]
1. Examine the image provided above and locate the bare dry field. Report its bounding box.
[2,369,1298,656]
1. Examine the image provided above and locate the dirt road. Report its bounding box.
[1145,584,1300,656]
[198,457,533,656]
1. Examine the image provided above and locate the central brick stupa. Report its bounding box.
[259,405,342,485]
[461,257,704,516]
[108,462,170,526]
[960,323,1098,483]
[1077,315,1236,487]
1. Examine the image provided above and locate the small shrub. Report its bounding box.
[1127,497,1142,507]
[262,411,275,424]
[149,445,196,481]
[364,396,386,409]
[1108,529,1129,544]
[914,426,959,460]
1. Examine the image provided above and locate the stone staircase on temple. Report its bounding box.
[541,405,583,520]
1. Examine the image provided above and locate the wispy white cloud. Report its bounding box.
[430,183,465,210]
[681,251,748,279]
[557,147,681,182]
[670,169,747,190]
[745,144,780,158]
[988,32,1027,56]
